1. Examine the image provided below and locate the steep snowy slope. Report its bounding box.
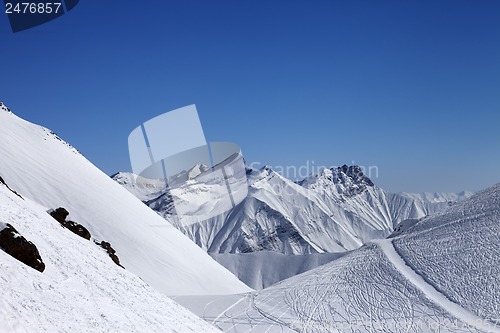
[0,185,220,332]
[176,183,500,332]
[0,106,250,296]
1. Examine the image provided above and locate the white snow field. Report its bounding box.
[176,184,500,332]
[0,108,250,296]
[0,185,220,333]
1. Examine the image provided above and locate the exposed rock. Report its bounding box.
[0,175,23,199]
[94,240,124,268]
[49,207,91,240]
[333,165,375,188]
[145,192,175,215]
[49,207,69,224]
[63,221,91,240]
[0,223,45,272]
[0,102,12,113]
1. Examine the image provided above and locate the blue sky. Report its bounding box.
[1,0,499,192]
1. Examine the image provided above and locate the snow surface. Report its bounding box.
[176,183,500,332]
[393,184,500,321]
[0,110,250,296]
[0,185,221,333]
[374,238,498,333]
[210,251,346,290]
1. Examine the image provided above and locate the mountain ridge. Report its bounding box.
[113,163,473,289]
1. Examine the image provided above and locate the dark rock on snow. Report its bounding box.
[49,208,123,267]
[94,240,124,268]
[0,223,45,272]
[0,175,23,199]
[49,207,69,224]
[49,207,91,240]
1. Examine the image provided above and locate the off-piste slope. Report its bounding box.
[0,105,250,296]
[0,184,221,333]
[177,183,500,332]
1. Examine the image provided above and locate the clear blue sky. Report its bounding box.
[1,0,499,192]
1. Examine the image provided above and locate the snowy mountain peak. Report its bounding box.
[331,164,374,187]
[299,164,374,197]
[242,166,279,185]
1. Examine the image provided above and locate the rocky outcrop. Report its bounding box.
[0,223,45,272]
[49,208,123,268]
[336,165,375,187]
[94,240,124,268]
[49,207,91,240]
[0,102,12,113]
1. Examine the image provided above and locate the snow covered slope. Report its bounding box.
[0,185,220,333]
[392,185,499,321]
[0,106,250,296]
[176,183,500,332]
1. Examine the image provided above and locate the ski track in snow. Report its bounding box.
[373,239,500,333]
[180,245,489,332]
[173,185,500,333]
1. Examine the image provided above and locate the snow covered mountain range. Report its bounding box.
[114,166,472,256]
[0,181,220,332]
[175,182,500,332]
[113,160,472,289]
[2,103,495,333]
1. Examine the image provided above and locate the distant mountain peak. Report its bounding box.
[330,164,374,187]
[298,164,374,198]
